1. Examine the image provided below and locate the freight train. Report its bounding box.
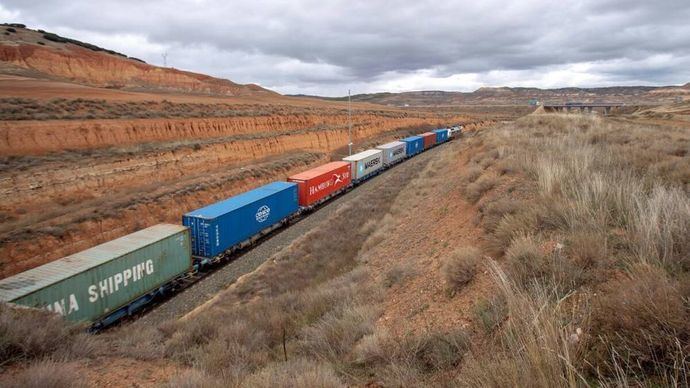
[0,127,459,330]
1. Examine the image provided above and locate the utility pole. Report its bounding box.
[348,89,352,156]
[162,52,168,67]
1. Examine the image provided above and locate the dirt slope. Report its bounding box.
[0,25,274,96]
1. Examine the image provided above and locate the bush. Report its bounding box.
[464,174,499,203]
[473,296,508,334]
[298,304,380,362]
[464,166,483,183]
[0,304,86,363]
[504,236,547,288]
[479,197,521,233]
[587,264,689,380]
[242,358,345,388]
[398,329,470,373]
[441,247,481,296]
[164,369,225,388]
[2,360,87,388]
[488,209,538,255]
[382,262,416,288]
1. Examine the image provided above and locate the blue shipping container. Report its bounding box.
[402,136,424,156]
[183,182,299,259]
[433,129,449,143]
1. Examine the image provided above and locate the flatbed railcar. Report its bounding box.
[0,126,460,330]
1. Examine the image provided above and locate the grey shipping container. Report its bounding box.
[343,149,383,181]
[376,141,407,165]
[0,224,191,324]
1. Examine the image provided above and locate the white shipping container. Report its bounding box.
[376,141,407,165]
[343,149,383,181]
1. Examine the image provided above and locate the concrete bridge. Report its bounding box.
[543,102,625,115]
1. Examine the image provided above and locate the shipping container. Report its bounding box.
[0,224,191,324]
[421,132,436,149]
[402,136,424,156]
[183,182,299,260]
[433,128,449,143]
[376,141,407,165]
[288,161,352,207]
[342,149,383,181]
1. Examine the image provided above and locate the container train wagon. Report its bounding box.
[0,126,460,330]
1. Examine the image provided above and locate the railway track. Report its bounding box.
[122,144,442,330]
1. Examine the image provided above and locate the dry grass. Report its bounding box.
[463,113,689,386]
[156,160,430,385]
[382,262,416,288]
[352,327,470,386]
[464,174,499,203]
[1,360,88,388]
[242,359,345,388]
[473,295,507,334]
[0,304,100,364]
[588,264,689,381]
[441,247,481,296]
[459,262,588,387]
[2,112,686,386]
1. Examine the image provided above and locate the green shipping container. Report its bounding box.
[0,224,191,323]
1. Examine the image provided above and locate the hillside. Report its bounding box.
[299,83,690,106]
[1,111,687,387]
[0,24,274,97]
[0,25,491,279]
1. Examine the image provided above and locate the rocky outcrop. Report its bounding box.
[0,114,448,155]
[0,35,273,96]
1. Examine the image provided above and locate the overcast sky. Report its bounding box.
[2,0,689,96]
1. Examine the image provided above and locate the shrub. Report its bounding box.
[441,247,481,296]
[242,358,345,388]
[164,369,225,388]
[479,197,521,233]
[298,304,380,362]
[473,296,508,334]
[488,209,538,256]
[464,174,499,203]
[2,360,87,388]
[0,304,87,363]
[382,262,416,288]
[587,264,689,380]
[398,329,470,373]
[459,262,587,387]
[464,166,483,183]
[504,236,547,288]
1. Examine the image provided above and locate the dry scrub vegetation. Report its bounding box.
[460,114,689,386]
[0,113,687,387]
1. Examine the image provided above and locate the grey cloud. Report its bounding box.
[2,0,689,95]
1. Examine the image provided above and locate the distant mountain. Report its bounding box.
[0,24,276,97]
[295,84,690,107]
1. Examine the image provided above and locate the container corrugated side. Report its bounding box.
[343,149,383,180]
[432,129,449,143]
[0,224,191,323]
[402,136,423,156]
[183,182,299,258]
[376,141,406,165]
[288,162,351,206]
[421,132,436,149]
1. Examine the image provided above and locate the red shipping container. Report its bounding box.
[288,161,352,206]
[421,132,436,149]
